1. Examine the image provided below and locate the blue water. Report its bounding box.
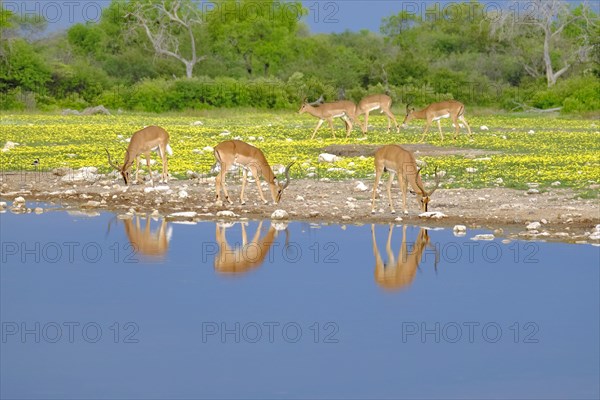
[1,209,599,399]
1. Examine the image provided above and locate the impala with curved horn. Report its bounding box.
[105,125,172,185]
[371,144,441,214]
[402,100,472,142]
[213,140,294,205]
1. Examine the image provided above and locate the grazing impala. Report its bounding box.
[372,224,437,291]
[402,100,472,142]
[123,215,172,259]
[214,221,283,275]
[213,140,293,205]
[357,94,399,133]
[371,144,441,214]
[106,125,172,185]
[298,99,359,139]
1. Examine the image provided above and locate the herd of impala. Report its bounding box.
[105,95,473,215]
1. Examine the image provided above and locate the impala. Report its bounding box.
[371,144,441,214]
[213,140,293,205]
[106,125,172,185]
[298,98,359,139]
[402,100,472,142]
[372,224,437,291]
[123,215,172,259]
[357,94,399,133]
[214,221,282,275]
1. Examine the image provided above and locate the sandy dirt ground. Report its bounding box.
[1,169,598,244]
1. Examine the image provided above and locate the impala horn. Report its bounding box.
[105,148,120,170]
[426,167,441,197]
[281,162,295,190]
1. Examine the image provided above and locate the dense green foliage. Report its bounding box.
[0,0,598,113]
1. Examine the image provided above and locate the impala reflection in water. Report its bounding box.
[214,220,287,275]
[372,224,438,291]
[122,215,172,259]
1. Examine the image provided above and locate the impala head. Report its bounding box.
[402,104,416,128]
[105,148,132,185]
[411,167,441,212]
[298,98,310,114]
[274,162,294,203]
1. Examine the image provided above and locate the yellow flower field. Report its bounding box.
[1,112,598,194]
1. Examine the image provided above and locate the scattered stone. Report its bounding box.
[2,141,20,152]
[419,211,447,219]
[13,196,25,204]
[271,209,289,220]
[354,181,369,192]
[309,211,320,217]
[394,217,403,222]
[480,125,489,131]
[551,181,561,186]
[471,234,495,241]
[169,211,198,219]
[528,130,535,134]
[216,210,239,218]
[34,207,44,214]
[466,167,478,173]
[82,200,101,208]
[341,215,351,221]
[526,188,540,195]
[0,202,7,210]
[295,195,305,201]
[318,153,340,163]
[178,190,189,199]
[526,221,542,230]
[190,120,203,126]
[453,225,467,233]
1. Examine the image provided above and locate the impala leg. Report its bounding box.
[437,120,444,142]
[311,119,325,139]
[327,118,336,139]
[419,122,431,142]
[145,153,154,186]
[240,169,248,205]
[371,168,382,214]
[134,156,140,184]
[387,172,396,214]
[383,109,400,133]
[160,145,168,183]
[459,115,472,139]
[386,223,395,267]
[451,115,460,141]
[344,116,353,137]
[363,111,370,134]
[399,173,409,215]
[252,167,269,204]
[218,165,233,204]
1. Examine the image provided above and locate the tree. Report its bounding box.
[494,0,597,87]
[205,0,304,76]
[126,0,206,78]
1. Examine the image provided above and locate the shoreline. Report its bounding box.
[1,172,598,245]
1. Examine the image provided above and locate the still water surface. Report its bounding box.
[1,208,599,399]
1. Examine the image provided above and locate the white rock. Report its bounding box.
[342,216,351,221]
[203,146,214,152]
[219,131,230,136]
[528,130,535,134]
[82,200,101,208]
[190,120,203,126]
[480,125,489,131]
[495,178,504,184]
[216,210,239,218]
[394,217,403,222]
[419,211,447,219]
[354,181,369,192]
[0,201,6,209]
[34,207,44,214]
[473,157,491,162]
[178,190,189,199]
[169,211,197,218]
[295,195,305,201]
[526,188,539,195]
[272,222,289,231]
[471,234,495,241]
[453,225,467,232]
[527,221,542,230]
[466,167,478,173]
[13,196,25,204]
[318,153,340,163]
[551,181,561,186]
[271,209,289,220]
